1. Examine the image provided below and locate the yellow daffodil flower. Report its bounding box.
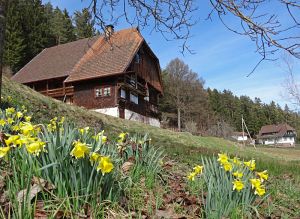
[257,170,268,182]
[79,127,90,135]
[7,118,14,124]
[232,179,244,192]
[244,159,256,171]
[5,107,15,115]
[24,116,32,122]
[16,112,23,118]
[187,172,197,181]
[233,171,243,179]
[0,119,6,126]
[90,152,101,164]
[250,178,261,189]
[5,135,21,147]
[12,125,20,131]
[117,132,127,143]
[97,156,114,175]
[26,141,46,156]
[222,161,233,172]
[70,140,90,159]
[0,146,10,158]
[20,122,35,136]
[232,157,241,165]
[217,153,229,164]
[7,96,12,102]
[254,186,266,196]
[193,165,204,174]
[102,135,107,143]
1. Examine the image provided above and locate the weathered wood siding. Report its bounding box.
[73,78,117,109]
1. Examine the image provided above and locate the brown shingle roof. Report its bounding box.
[65,28,143,83]
[258,123,295,138]
[12,37,99,83]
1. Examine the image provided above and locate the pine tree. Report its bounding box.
[74,8,95,39]
[3,0,25,72]
[62,9,76,42]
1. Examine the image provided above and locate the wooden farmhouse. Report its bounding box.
[12,27,163,127]
[257,124,297,146]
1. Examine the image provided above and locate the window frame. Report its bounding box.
[95,86,111,98]
[130,92,139,105]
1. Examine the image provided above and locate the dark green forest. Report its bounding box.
[3,1,299,142]
[3,0,96,73]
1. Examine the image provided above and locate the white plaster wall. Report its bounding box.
[277,137,295,145]
[94,107,119,117]
[232,136,248,141]
[125,109,160,127]
[263,137,295,146]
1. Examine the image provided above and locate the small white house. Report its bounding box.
[232,132,248,142]
[257,124,297,147]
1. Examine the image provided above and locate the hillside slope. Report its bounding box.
[3,77,300,175]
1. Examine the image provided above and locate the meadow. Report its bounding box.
[1,77,300,218]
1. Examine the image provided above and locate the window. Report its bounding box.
[95,87,111,97]
[103,87,111,96]
[120,89,126,99]
[135,53,141,63]
[95,88,102,97]
[130,92,139,104]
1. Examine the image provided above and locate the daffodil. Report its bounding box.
[193,165,204,174]
[24,116,32,122]
[5,107,15,115]
[16,111,23,118]
[79,127,89,135]
[232,157,241,165]
[254,186,266,196]
[20,122,35,136]
[249,178,261,189]
[117,132,127,143]
[26,141,46,156]
[217,153,229,164]
[187,172,197,181]
[97,156,114,175]
[7,118,14,124]
[233,171,243,179]
[244,159,256,171]
[232,179,244,192]
[70,140,90,159]
[0,146,10,158]
[222,161,233,172]
[90,152,101,164]
[5,135,22,147]
[0,119,6,126]
[257,170,268,182]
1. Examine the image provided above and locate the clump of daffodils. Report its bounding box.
[217,153,268,196]
[187,165,204,181]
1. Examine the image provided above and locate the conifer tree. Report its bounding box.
[74,8,95,39]
[3,0,25,72]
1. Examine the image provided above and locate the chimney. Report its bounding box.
[105,25,114,39]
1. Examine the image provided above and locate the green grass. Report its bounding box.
[3,77,300,176]
[2,77,300,217]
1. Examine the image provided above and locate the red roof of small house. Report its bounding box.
[258,124,296,139]
[11,28,163,93]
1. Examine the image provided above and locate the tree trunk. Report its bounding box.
[177,107,181,132]
[0,0,6,105]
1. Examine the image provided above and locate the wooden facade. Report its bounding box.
[12,27,163,126]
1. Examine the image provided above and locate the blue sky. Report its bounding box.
[44,0,300,110]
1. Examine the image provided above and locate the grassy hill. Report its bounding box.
[2,77,300,217]
[3,77,300,174]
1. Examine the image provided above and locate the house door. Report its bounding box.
[119,107,125,119]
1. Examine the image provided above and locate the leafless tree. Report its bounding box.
[0,0,7,104]
[282,56,300,108]
[89,0,300,71]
